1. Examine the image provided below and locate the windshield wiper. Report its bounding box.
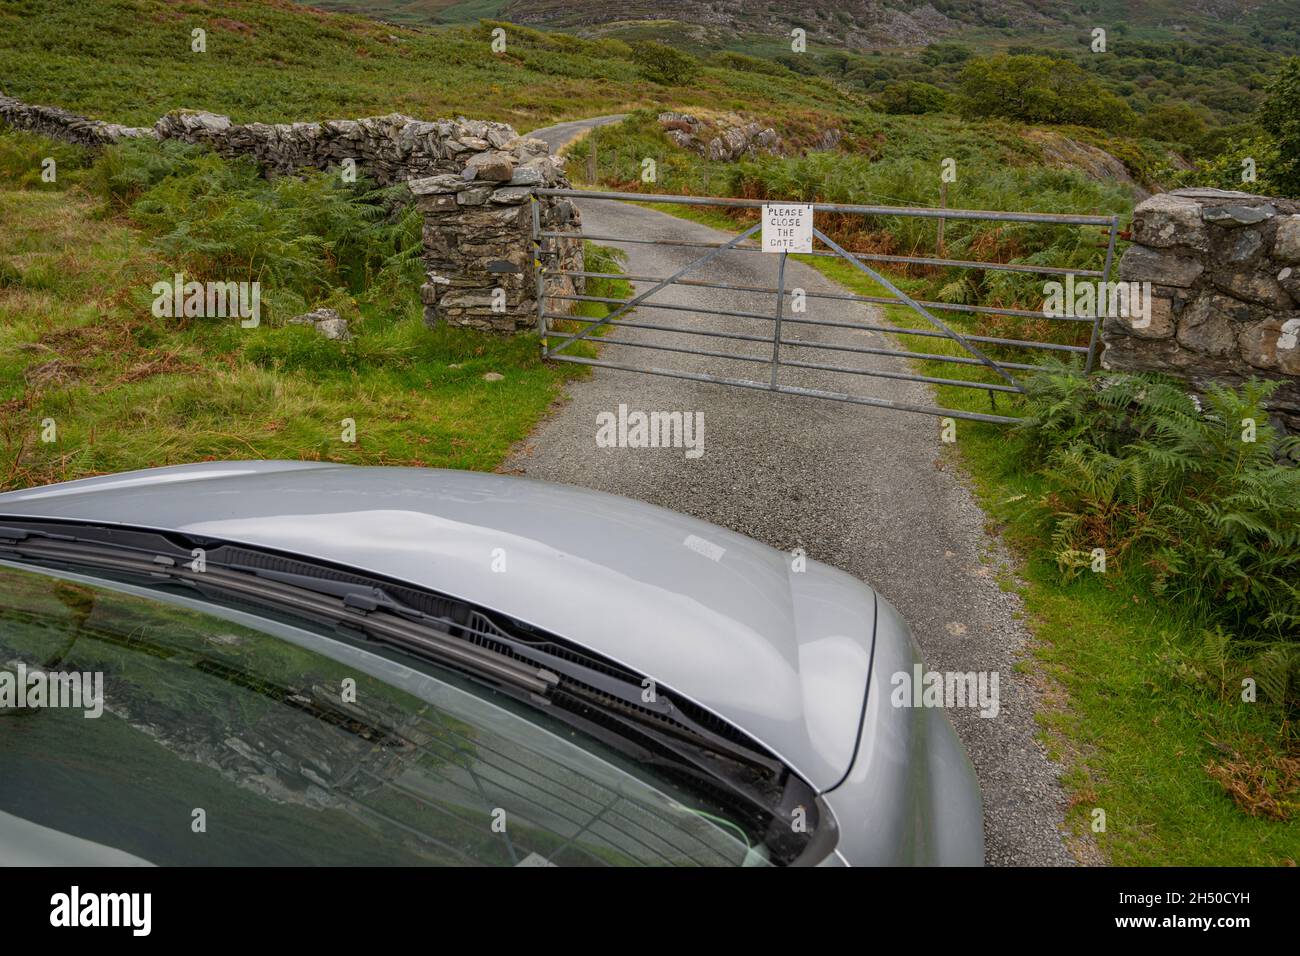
[0,522,782,777]
[0,530,560,697]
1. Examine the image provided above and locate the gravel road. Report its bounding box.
[505,118,1078,866]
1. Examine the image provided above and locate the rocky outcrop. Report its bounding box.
[1024,129,1151,197]
[503,0,968,49]
[657,111,783,162]
[0,94,582,333]
[1104,188,1300,431]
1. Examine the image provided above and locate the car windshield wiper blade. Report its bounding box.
[0,533,560,697]
[0,523,781,775]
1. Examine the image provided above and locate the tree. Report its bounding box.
[958,54,1135,131]
[919,43,972,66]
[630,41,700,86]
[877,81,951,115]
[1257,57,1300,196]
[1138,102,1209,153]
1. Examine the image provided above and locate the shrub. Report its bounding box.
[1174,131,1281,197]
[1256,57,1300,197]
[88,139,423,317]
[630,41,700,86]
[774,53,818,76]
[709,51,790,78]
[1019,368,1300,671]
[90,137,211,208]
[876,81,951,115]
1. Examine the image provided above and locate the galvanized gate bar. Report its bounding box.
[535,188,1116,225]
[547,222,762,356]
[770,251,788,388]
[779,358,1021,393]
[1085,217,1121,374]
[553,293,777,322]
[811,226,1021,390]
[550,293,1089,353]
[549,324,1024,392]
[591,336,773,365]
[539,231,1108,278]
[548,313,1044,372]
[545,354,1024,425]
[552,314,775,345]
[776,316,1088,352]
[558,271,1099,323]
[773,335,1043,371]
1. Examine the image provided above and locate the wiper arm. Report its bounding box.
[226,564,427,617]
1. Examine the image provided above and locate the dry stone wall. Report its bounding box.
[0,94,581,332]
[1105,188,1300,431]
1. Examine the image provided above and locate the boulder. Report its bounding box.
[464,150,516,182]
[1212,270,1295,309]
[287,307,352,342]
[1175,294,1238,357]
[1240,315,1300,374]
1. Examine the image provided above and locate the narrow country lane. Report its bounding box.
[505,118,1081,866]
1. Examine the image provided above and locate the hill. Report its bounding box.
[0,0,854,128]
[311,0,1300,53]
[297,0,1297,127]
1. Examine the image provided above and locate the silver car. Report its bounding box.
[0,461,982,866]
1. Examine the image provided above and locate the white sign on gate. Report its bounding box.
[761,203,813,253]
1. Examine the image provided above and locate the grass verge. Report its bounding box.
[0,176,627,488]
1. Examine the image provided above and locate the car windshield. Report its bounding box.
[0,560,813,866]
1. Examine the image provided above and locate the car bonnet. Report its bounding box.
[0,461,876,791]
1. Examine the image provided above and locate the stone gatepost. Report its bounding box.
[1103,188,1300,431]
[410,142,583,333]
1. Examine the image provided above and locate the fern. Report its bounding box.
[1019,367,1300,723]
[93,139,427,318]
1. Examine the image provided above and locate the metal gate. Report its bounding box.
[531,189,1120,425]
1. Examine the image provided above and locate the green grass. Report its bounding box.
[950,406,1299,866]
[0,158,625,489]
